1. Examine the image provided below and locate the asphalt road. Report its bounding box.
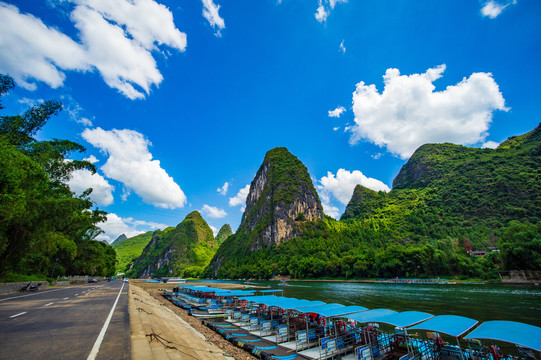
[0,280,130,360]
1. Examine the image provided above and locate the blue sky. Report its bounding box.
[1,0,539,242]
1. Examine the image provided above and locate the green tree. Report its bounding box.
[499,220,541,270]
[0,74,113,278]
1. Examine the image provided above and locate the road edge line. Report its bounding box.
[86,282,125,360]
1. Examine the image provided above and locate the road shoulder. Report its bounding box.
[129,282,245,360]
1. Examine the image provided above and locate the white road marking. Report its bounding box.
[44,302,54,307]
[75,294,79,296]
[9,312,27,318]
[63,297,69,300]
[86,282,125,360]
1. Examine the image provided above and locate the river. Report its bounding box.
[196,280,541,328]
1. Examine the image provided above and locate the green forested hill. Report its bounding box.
[129,211,217,278]
[204,125,540,280]
[204,147,324,278]
[215,224,233,246]
[113,231,156,273]
[343,124,540,242]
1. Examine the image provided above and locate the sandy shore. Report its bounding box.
[129,280,257,360]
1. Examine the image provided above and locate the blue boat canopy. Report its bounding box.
[318,305,368,318]
[369,311,434,328]
[214,290,254,297]
[464,321,541,351]
[258,289,284,293]
[238,295,278,303]
[291,303,344,314]
[409,315,478,338]
[237,295,325,310]
[348,309,398,323]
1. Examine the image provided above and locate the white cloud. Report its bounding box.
[339,40,346,53]
[317,168,390,209]
[322,202,340,219]
[209,225,218,237]
[201,0,225,36]
[95,213,167,243]
[82,127,187,209]
[329,106,346,118]
[315,0,347,23]
[481,0,516,19]
[348,65,508,159]
[482,140,500,149]
[84,155,99,164]
[333,127,340,131]
[217,182,229,196]
[315,3,329,22]
[0,3,89,91]
[67,168,115,206]
[18,97,44,107]
[0,1,186,99]
[202,204,227,219]
[62,95,93,126]
[229,184,250,207]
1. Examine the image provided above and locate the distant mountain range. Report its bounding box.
[117,124,540,279]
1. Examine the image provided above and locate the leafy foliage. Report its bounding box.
[499,220,541,271]
[0,74,115,279]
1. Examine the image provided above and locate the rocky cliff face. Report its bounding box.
[239,147,324,250]
[130,211,217,278]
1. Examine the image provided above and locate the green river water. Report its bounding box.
[198,280,541,328]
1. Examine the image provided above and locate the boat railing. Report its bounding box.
[275,324,289,343]
[259,319,280,337]
[249,316,260,331]
[296,328,319,352]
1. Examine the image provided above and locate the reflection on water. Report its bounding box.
[199,279,540,327]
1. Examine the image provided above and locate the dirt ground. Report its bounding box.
[129,280,258,360]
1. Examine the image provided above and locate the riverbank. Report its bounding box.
[129,280,257,360]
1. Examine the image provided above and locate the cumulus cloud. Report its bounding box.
[315,0,347,23]
[329,106,346,118]
[217,182,229,196]
[229,184,250,207]
[82,127,187,209]
[202,0,225,36]
[481,0,516,19]
[482,140,500,149]
[0,3,88,91]
[209,225,218,237]
[0,1,186,99]
[348,65,508,159]
[95,213,167,243]
[317,169,390,206]
[67,168,114,206]
[202,204,227,219]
